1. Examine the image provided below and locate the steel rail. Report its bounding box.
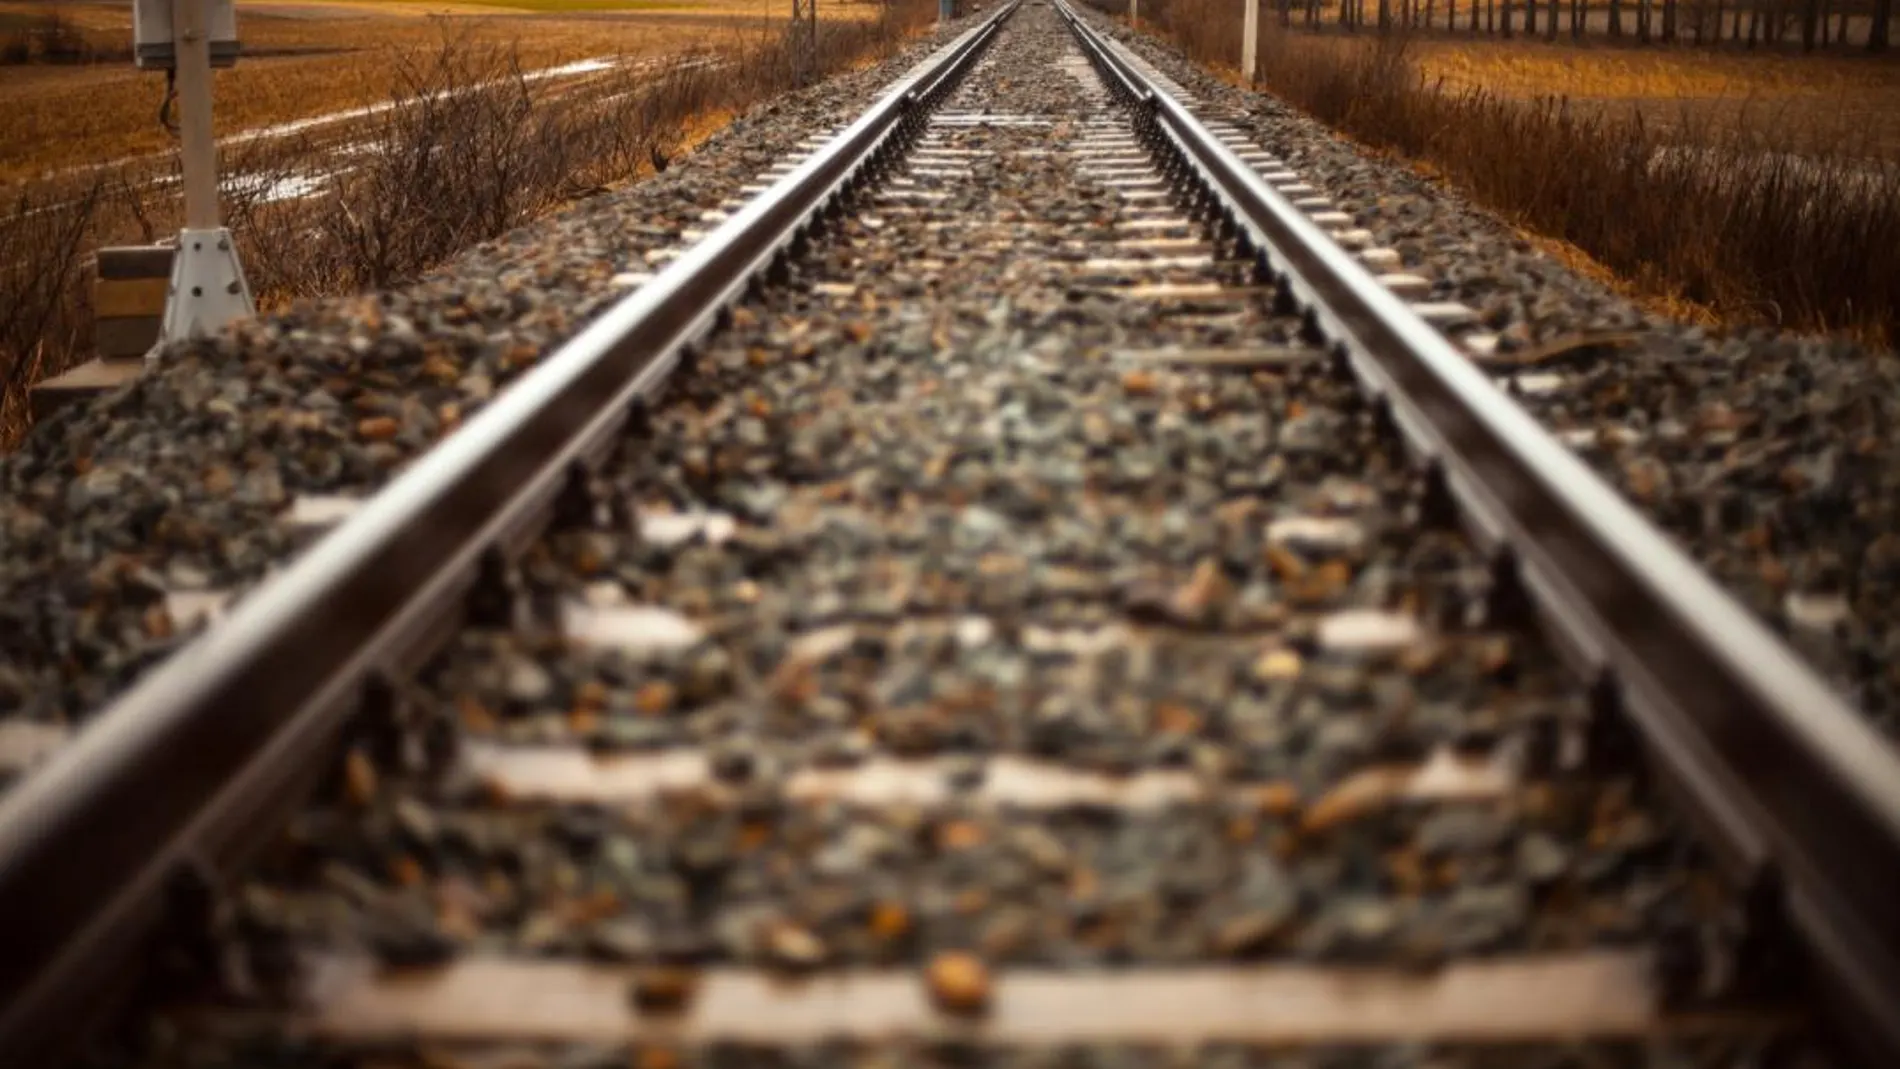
[0,7,1016,1062]
[1055,5,1900,1063]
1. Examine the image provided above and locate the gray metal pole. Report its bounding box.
[174,0,219,230]
[1241,0,1258,83]
[157,0,254,353]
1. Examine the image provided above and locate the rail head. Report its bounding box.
[0,5,1019,1063]
[1055,4,1900,1064]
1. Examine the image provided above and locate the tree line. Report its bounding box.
[1278,0,1892,51]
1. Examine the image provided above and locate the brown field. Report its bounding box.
[1410,35,1900,152]
[0,0,880,184]
[1233,30,1900,154]
[1129,0,1900,151]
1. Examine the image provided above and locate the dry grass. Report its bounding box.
[1414,35,1895,95]
[1248,29,1900,153]
[0,182,102,438]
[0,4,670,182]
[1411,35,1900,152]
[1113,0,1900,344]
[0,0,935,444]
[1517,223,1724,325]
[0,0,881,184]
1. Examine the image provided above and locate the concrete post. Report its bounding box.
[157,0,254,353]
[1241,0,1258,83]
[174,0,218,231]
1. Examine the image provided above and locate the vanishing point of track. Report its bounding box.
[3,4,1899,1067]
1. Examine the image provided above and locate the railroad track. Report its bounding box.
[4,3,1899,1066]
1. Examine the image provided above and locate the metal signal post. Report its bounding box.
[134,0,254,356]
[1241,0,1257,83]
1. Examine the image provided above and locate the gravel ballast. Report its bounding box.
[1082,7,1900,738]
[0,14,984,784]
[74,7,1800,1067]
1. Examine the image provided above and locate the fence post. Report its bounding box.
[1131,0,1139,25]
[1241,0,1258,82]
[157,0,253,357]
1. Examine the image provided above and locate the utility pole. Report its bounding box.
[138,0,253,357]
[1241,0,1257,82]
[789,0,818,85]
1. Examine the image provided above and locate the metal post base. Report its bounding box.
[155,227,254,360]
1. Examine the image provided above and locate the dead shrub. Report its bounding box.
[0,182,102,441]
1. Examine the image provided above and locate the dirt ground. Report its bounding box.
[0,0,879,185]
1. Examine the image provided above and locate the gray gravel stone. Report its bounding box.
[57,8,1822,1067]
[1083,7,1900,737]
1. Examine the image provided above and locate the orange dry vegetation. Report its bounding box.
[1125,0,1900,343]
[0,0,874,184]
[1410,35,1900,152]
[1152,1,1900,154]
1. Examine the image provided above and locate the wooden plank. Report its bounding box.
[28,359,144,422]
[94,315,163,360]
[465,744,1514,810]
[93,277,170,319]
[1108,283,1266,301]
[273,952,1783,1045]
[0,722,70,777]
[95,246,175,280]
[1110,346,1317,368]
